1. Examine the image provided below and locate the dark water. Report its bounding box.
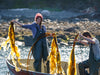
[0,45,89,75]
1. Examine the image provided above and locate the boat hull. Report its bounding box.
[6,59,51,75]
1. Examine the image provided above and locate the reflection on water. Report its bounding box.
[0,45,89,75]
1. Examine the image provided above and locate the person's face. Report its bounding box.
[36,17,42,24]
[86,36,90,38]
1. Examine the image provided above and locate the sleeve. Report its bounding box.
[93,38,99,45]
[22,23,37,38]
[22,24,33,30]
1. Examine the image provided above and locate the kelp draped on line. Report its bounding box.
[67,33,79,75]
[50,35,65,75]
[0,22,22,71]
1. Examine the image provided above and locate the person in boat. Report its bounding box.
[76,31,100,75]
[12,13,50,73]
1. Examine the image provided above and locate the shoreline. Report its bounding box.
[0,8,100,46]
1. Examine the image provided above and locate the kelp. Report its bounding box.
[49,36,57,74]
[49,35,65,74]
[27,32,55,70]
[0,37,10,51]
[55,37,65,75]
[26,33,65,74]
[67,33,79,75]
[0,22,22,71]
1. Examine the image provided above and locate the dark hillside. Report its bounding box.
[0,0,100,11]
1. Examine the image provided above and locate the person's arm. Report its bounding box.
[12,20,23,27]
[78,39,89,45]
[79,34,95,44]
[12,20,33,29]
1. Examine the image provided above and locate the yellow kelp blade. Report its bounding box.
[67,48,76,75]
[49,36,57,74]
[11,50,21,71]
[8,22,22,71]
[53,36,65,75]
[49,36,65,74]
[0,37,10,51]
[67,33,79,75]
[56,51,65,75]
[0,22,22,71]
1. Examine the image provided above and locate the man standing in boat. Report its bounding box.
[76,31,100,75]
[12,13,50,73]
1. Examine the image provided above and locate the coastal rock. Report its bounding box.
[0,9,100,46]
[41,10,50,18]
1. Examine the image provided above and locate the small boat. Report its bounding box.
[6,59,81,75]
